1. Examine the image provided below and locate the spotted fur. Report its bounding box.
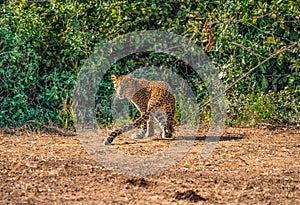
[104,74,175,145]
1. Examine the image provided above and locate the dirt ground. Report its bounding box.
[0,126,299,204]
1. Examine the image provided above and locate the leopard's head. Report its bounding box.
[111,74,137,99]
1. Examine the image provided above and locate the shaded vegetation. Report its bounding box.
[0,0,299,128]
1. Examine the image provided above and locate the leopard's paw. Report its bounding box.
[132,134,144,139]
[132,131,146,139]
[162,132,172,138]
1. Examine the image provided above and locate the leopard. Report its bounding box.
[104,73,175,145]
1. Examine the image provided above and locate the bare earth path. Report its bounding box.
[0,127,299,204]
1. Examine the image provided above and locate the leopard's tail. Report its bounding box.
[104,124,134,145]
[104,115,150,145]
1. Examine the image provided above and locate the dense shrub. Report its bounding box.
[0,0,299,128]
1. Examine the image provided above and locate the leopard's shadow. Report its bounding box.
[116,135,243,145]
[154,135,244,141]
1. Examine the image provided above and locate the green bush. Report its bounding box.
[0,0,299,128]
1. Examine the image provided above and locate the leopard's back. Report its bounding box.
[131,78,173,114]
[111,74,172,112]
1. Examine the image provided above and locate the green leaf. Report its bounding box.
[262,77,268,90]
[267,36,275,44]
[151,3,157,10]
[111,9,117,15]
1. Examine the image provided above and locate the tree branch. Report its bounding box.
[228,41,266,59]
[199,41,299,109]
[225,41,299,93]
[0,51,14,56]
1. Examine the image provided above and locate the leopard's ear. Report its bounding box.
[111,74,117,82]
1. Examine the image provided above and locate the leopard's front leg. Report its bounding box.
[131,120,147,139]
[145,115,155,137]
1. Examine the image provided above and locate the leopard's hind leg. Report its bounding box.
[135,113,155,138]
[145,114,155,137]
[131,119,147,139]
[153,109,172,138]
